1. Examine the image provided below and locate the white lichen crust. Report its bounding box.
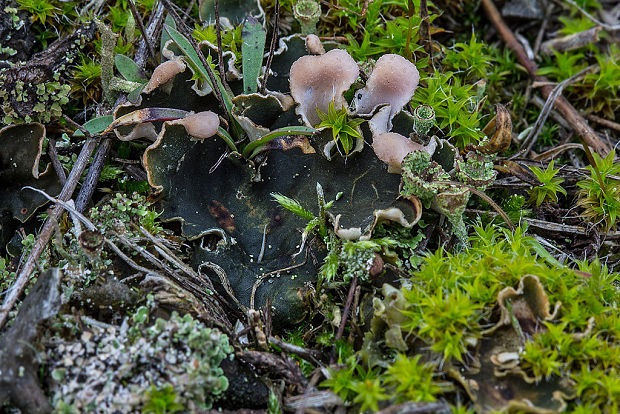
[45,310,232,413]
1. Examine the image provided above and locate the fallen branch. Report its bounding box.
[465,209,620,240]
[47,138,67,186]
[480,0,610,156]
[268,336,324,366]
[0,136,98,329]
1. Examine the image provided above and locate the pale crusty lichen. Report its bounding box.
[46,308,233,413]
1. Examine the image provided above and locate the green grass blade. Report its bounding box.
[242,126,317,158]
[241,16,266,94]
[271,193,315,220]
[216,127,238,153]
[115,54,147,82]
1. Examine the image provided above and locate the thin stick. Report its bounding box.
[20,187,96,231]
[137,225,217,293]
[250,257,307,310]
[376,402,451,414]
[361,0,373,16]
[264,297,272,339]
[213,0,228,89]
[521,65,597,155]
[436,180,515,230]
[268,336,323,365]
[0,137,98,329]
[533,4,551,57]
[480,0,609,156]
[47,138,67,186]
[335,274,358,341]
[419,0,432,65]
[106,239,153,275]
[183,0,196,19]
[586,114,620,132]
[128,0,156,64]
[75,137,112,213]
[557,0,620,31]
[135,0,165,68]
[467,210,620,240]
[330,274,358,364]
[63,114,92,138]
[261,0,279,95]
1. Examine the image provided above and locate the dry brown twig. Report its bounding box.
[520,65,599,155]
[480,0,610,156]
[47,138,67,186]
[261,0,280,95]
[586,114,620,132]
[0,136,98,329]
[268,336,323,365]
[213,0,228,90]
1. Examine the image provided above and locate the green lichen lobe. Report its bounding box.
[400,150,452,208]
[456,152,496,189]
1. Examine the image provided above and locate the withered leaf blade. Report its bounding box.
[470,104,513,155]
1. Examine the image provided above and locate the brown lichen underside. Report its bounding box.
[208,200,236,233]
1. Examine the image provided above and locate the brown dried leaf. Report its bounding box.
[470,104,512,154]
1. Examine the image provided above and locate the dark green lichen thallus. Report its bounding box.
[0,123,62,224]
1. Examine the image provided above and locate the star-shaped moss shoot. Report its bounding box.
[316,100,365,156]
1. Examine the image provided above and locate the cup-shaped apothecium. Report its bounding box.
[289,48,359,127]
[144,58,186,94]
[353,54,420,120]
[171,111,220,140]
[372,132,435,174]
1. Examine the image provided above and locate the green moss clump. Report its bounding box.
[88,192,162,237]
[323,224,618,412]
